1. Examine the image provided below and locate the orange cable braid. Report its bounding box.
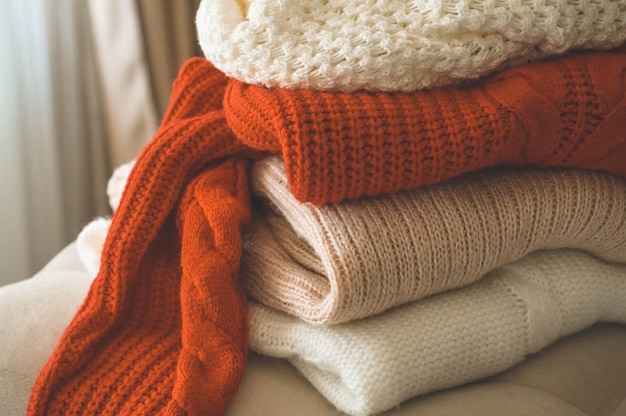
[28,48,626,415]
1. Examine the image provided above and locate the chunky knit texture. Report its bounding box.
[197,0,626,91]
[242,157,626,323]
[250,249,626,416]
[29,49,626,414]
[225,47,626,205]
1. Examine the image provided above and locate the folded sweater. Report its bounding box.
[225,47,626,204]
[28,49,626,415]
[243,157,626,323]
[197,0,626,91]
[249,249,626,416]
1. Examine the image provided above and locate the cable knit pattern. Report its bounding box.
[242,157,626,323]
[225,47,626,205]
[249,249,626,416]
[197,0,626,91]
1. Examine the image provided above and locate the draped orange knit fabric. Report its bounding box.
[28,48,625,415]
[27,60,258,415]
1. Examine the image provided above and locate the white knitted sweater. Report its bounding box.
[196,0,626,91]
[249,249,626,416]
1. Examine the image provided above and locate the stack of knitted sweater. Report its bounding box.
[28,1,626,415]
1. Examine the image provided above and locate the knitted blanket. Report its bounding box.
[249,249,626,416]
[243,157,626,323]
[197,0,626,91]
[28,49,626,415]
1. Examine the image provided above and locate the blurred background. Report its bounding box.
[0,0,201,285]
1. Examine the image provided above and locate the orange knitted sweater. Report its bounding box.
[28,48,626,415]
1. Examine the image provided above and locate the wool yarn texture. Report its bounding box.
[225,47,626,205]
[249,249,626,416]
[197,0,626,92]
[88,152,626,325]
[28,50,626,415]
[242,157,626,324]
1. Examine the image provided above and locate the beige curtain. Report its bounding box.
[86,0,159,168]
[0,0,111,285]
[0,0,203,286]
[135,0,203,119]
[0,0,200,285]
[86,0,203,166]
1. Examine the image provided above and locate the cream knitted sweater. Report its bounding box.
[249,249,626,416]
[242,157,626,323]
[196,0,626,91]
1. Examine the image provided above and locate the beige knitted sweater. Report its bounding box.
[242,157,626,323]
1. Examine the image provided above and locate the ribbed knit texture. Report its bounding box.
[242,157,626,323]
[28,48,626,414]
[225,47,626,205]
[249,249,626,416]
[197,0,626,91]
